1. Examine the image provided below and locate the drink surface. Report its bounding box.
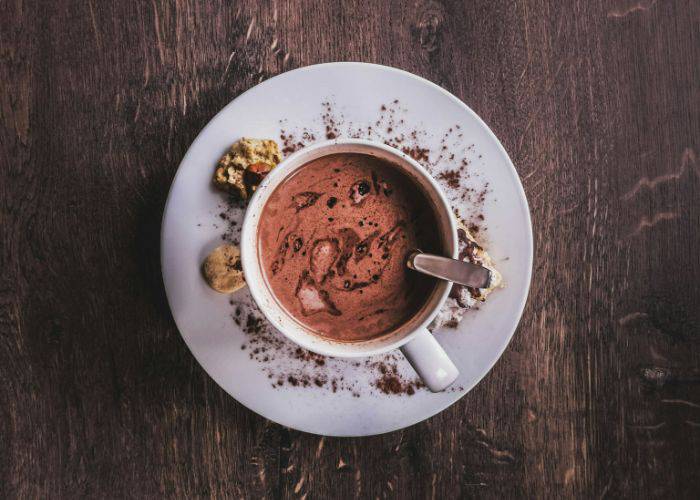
[258,153,441,342]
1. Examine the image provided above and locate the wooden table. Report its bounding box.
[2,1,698,498]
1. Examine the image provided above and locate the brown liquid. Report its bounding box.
[258,153,441,342]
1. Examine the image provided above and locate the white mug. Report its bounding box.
[240,139,459,391]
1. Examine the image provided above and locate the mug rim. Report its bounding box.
[240,138,458,357]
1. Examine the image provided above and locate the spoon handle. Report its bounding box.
[407,251,492,288]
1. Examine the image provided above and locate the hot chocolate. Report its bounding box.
[257,153,441,342]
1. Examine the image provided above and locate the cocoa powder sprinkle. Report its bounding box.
[215,99,491,396]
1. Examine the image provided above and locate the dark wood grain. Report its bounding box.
[1,0,698,498]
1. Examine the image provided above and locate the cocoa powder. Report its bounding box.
[214,98,491,396]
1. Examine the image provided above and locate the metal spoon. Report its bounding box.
[407,251,493,288]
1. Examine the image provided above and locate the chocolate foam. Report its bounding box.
[258,153,441,341]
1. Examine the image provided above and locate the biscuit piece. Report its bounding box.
[429,220,503,330]
[202,244,245,293]
[214,138,282,199]
[456,221,502,302]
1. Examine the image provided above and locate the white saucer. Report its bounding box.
[161,63,532,437]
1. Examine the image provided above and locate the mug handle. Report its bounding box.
[400,328,459,392]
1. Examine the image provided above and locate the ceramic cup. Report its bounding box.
[240,139,459,391]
